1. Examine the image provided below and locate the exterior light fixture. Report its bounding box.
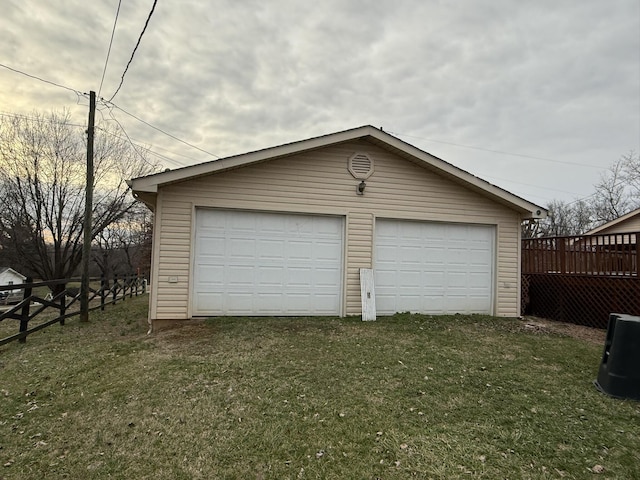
[357,180,366,195]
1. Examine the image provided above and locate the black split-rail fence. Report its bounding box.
[0,274,146,346]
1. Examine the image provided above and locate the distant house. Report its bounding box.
[579,209,640,276]
[0,267,26,303]
[585,208,640,243]
[0,267,26,293]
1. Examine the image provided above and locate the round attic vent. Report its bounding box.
[348,152,374,179]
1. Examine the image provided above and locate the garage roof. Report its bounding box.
[129,125,547,219]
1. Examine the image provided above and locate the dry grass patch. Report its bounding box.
[1,300,639,479]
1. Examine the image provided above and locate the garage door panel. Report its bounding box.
[229,214,257,230]
[197,237,226,255]
[257,215,286,232]
[197,265,224,284]
[225,293,256,314]
[288,242,314,261]
[286,267,312,287]
[315,268,341,286]
[376,269,397,284]
[195,292,224,311]
[375,219,494,315]
[400,270,421,287]
[257,239,285,260]
[257,266,285,286]
[399,249,422,265]
[377,245,398,260]
[315,242,342,261]
[446,271,469,288]
[469,271,491,286]
[425,272,445,287]
[194,210,343,316]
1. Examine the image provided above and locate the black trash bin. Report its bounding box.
[594,313,640,401]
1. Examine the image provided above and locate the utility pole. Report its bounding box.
[80,90,96,322]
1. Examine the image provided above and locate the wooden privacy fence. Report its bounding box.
[0,274,146,346]
[522,232,640,328]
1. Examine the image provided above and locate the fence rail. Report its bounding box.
[522,232,640,328]
[523,232,639,276]
[0,274,146,346]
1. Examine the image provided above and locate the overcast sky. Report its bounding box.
[1,0,638,208]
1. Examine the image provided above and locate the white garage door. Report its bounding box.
[193,209,343,316]
[375,219,494,315]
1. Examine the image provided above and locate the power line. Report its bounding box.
[388,130,605,170]
[137,140,204,165]
[103,108,160,170]
[108,0,158,102]
[96,123,189,168]
[0,62,82,96]
[105,100,220,159]
[139,146,190,167]
[388,129,631,208]
[99,106,193,169]
[0,111,86,128]
[0,61,197,169]
[97,110,202,166]
[98,0,123,99]
[481,172,586,198]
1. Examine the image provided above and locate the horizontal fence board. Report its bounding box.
[523,232,639,276]
[0,274,147,345]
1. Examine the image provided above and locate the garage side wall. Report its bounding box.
[150,140,522,321]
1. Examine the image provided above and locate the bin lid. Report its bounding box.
[610,313,640,323]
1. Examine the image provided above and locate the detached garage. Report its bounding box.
[129,126,546,329]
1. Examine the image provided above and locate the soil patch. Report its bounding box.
[523,316,606,345]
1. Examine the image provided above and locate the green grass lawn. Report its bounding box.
[1,297,638,479]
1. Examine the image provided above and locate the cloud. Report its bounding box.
[0,0,638,205]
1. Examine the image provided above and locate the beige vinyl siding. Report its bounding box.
[621,216,640,232]
[601,216,640,234]
[153,197,193,319]
[151,139,523,320]
[495,220,522,317]
[346,212,374,314]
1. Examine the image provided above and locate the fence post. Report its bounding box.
[130,274,134,298]
[113,273,118,305]
[636,232,640,277]
[122,275,128,301]
[559,237,567,274]
[100,275,106,311]
[60,281,66,326]
[18,277,33,344]
[134,274,139,297]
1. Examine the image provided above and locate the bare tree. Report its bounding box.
[93,204,153,279]
[592,156,633,224]
[537,199,595,237]
[0,110,158,283]
[528,152,640,238]
[620,151,640,197]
